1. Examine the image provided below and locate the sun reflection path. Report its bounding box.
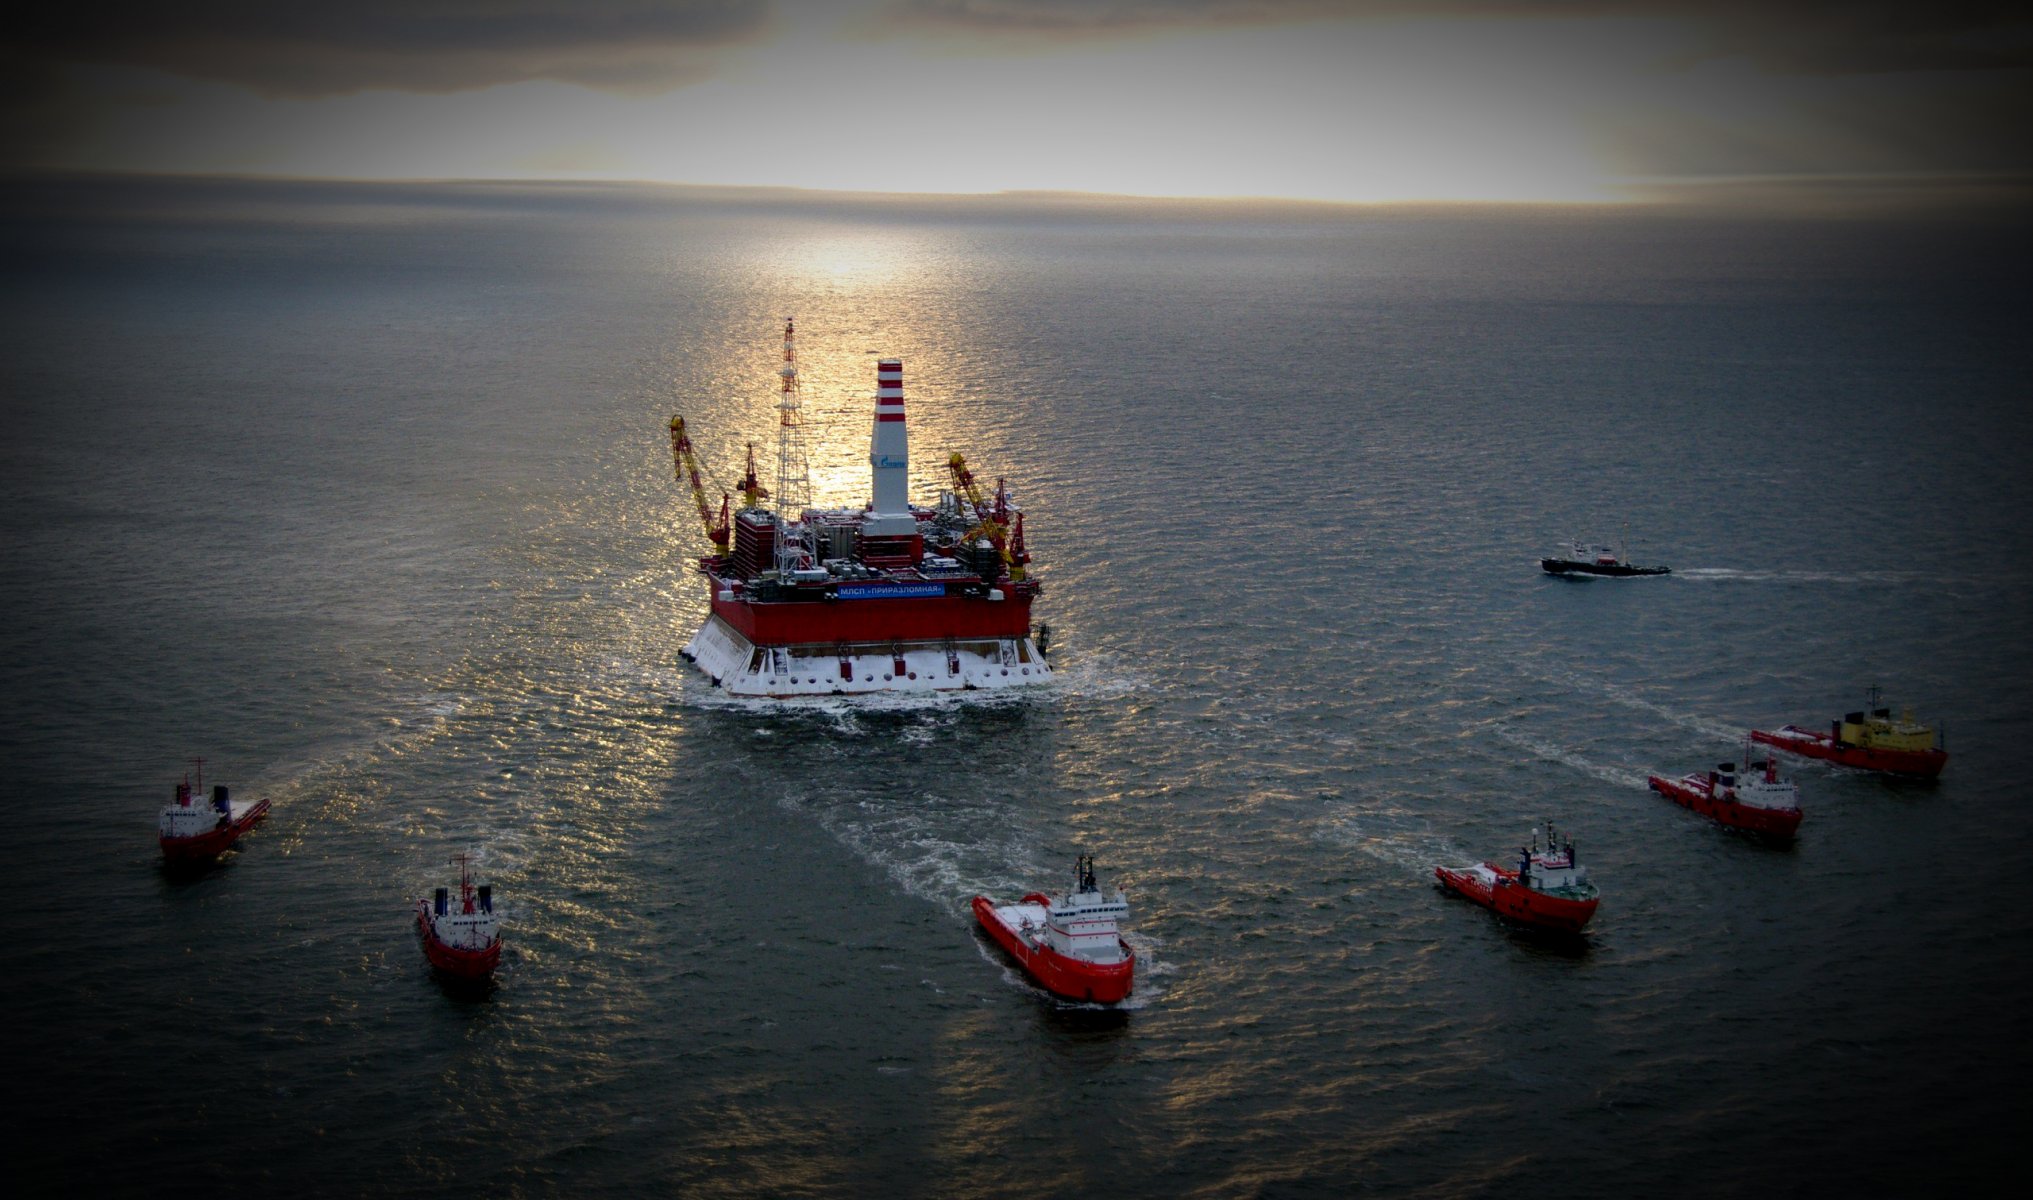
[677,229,1033,521]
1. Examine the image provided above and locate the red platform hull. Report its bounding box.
[1750,726,1946,778]
[709,588,1033,646]
[1434,864,1599,933]
[972,895,1134,1004]
[414,902,502,980]
[1648,774,1803,841]
[159,798,271,861]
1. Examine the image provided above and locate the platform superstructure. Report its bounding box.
[674,320,1050,697]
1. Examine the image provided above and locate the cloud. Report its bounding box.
[3,0,2026,193]
[877,1,2033,75]
[9,2,2025,103]
[5,1,774,98]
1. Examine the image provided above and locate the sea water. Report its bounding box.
[2,176,2028,1196]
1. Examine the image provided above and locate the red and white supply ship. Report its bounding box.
[1435,821,1600,934]
[672,319,1050,697]
[1648,747,1804,842]
[157,758,270,862]
[973,855,1136,1004]
[415,853,502,982]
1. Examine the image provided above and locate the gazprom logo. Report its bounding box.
[873,455,907,469]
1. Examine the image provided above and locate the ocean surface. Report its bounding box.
[2,176,2029,1197]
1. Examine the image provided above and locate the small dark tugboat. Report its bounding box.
[157,759,271,863]
[1649,745,1804,842]
[415,853,502,983]
[1750,686,1947,778]
[1540,538,1670,577]
[973,855,1135,1003]
[1436,821,1599,934]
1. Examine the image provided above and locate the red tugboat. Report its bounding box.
[1435,822,1599,934]
[415,853,502,982]
[1750,686,1947,778]
[973,856,1134,1003]
[673,320,1051,697]
[156,759,271,862]
[1648,747,1804,842]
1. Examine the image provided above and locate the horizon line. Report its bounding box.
[7,166,2032,215]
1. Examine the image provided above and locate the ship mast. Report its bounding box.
[774,316,813,577]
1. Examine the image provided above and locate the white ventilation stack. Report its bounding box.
[865,358,915,536]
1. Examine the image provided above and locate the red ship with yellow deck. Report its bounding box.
[1751,687,1947,778]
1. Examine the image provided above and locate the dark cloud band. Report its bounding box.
[880,0,2033,75]
[6,1,774,96]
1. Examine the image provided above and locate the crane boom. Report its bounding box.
[946,452,1024,582]
[669,415,731,551]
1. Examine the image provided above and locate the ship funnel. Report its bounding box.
[866,359,914,536]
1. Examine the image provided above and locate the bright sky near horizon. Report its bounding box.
[5,1,2029,204]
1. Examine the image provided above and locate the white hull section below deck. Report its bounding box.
[683,613,1053,697]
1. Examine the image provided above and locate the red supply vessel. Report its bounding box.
[1751,686,1947,778]
[1649,746,1804,842]
[974,855,1135,1003]
[157,759,270,862]
[1436,821,1599,934]
[415,853,502,982]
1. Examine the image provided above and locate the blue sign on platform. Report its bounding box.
[839,582,945,600]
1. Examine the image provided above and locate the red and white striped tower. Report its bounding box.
[865,358,914,536]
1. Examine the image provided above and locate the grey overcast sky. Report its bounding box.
[5,0,2027,202]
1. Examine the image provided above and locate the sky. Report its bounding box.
[4,1,2029,204]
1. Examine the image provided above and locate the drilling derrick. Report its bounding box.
[774,317,814,577]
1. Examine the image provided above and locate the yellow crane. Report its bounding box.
[668,416,731,552]
[946,452,1024,582]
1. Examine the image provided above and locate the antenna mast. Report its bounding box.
[774,317,813,577]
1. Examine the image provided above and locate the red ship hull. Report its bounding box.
[159,798,271,861]
[707,587,1034,646]
[972,895,1135,1004]
[1434,864,1599,933]
[1750,726,1947,778]
[414,902,502,980]
[1647,774,1802,841]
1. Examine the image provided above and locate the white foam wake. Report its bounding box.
[1519,665,1745,744]
[1490,722,1651,791]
